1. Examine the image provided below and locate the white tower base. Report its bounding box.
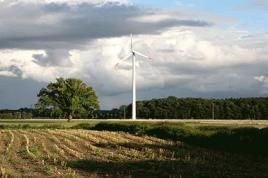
[132,53,136,120]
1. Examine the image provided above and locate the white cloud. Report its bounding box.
[254,75,265,82]
[130,13,179,23]
[254,75,268,90]
[0,49,79,82]
[1,26,268,109]
[0,0,129,6]
[60,28,268,105]
[0,71,17,77]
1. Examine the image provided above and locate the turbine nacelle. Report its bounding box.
[132,50,151,60]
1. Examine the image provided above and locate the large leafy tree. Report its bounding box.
[36,78,99,121]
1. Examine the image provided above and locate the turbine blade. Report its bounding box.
[133,50,151,59]
[114,62,121,70]
[121,53,132,61]
[131,34,133,50]
[114,53,132,70]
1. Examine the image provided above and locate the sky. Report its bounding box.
[0,0,268,109]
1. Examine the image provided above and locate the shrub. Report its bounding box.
[146,126,187,140]
[92,123,149,135]
[71,123,94,130]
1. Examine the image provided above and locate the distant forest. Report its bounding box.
[1,97,268,119]
[105,97,268,120]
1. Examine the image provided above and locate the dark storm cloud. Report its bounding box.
[0,2,212,50]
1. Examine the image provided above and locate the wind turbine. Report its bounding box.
[115,34,151,120]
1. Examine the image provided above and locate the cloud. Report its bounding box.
[0,0,130,6]
[55,28,268,108]
[0,71,17,77]
[240,0,268,10]
[0,1,212,51]
[33,49,73,67]
[129,13,212,27]
[0,49,81,82]
[1,26,268,109]
[254,75,268,91]
[254,75,265,82]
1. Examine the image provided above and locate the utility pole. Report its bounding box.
[212,102,215,120]
[124,106,126,119]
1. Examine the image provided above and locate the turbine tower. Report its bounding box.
[115,34,150,120]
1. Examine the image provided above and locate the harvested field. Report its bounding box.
[0,129,267,177]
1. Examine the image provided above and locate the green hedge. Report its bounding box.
[92,123,149,135]
[90,123,268,154]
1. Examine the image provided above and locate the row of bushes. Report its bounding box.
[0,124,64,129]
[0,112,32,119]
[89,123,268,154]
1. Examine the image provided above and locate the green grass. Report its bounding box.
[0,118,267,129]
[0,119,99,129]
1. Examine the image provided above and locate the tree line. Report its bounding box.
[0,108,33,119]
[1,96,268,119]
[98,96,268,120]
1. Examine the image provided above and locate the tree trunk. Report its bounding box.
[68,114,72,122]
